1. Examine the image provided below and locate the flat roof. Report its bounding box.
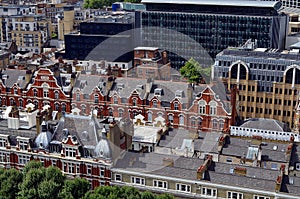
[141,0,281,9]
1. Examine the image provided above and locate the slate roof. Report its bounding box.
[53,114,102,149]
[159,128,192,148]
[194,131,220,154]
[73,74,110,96]
[1,69,28,89]
[113,151,280,192]
[221,136,290,163]
[241,118,291,132]
[109,77,148,99]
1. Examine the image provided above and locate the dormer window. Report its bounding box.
[117,83,125,92]
[153,100,158,108]
[174,102,179,110]
[136,85,143,93]
[65,147,76,157]
[19,140,28,150]
[175,90,183,98]
[154,88,162,96]
[14,87,18,95]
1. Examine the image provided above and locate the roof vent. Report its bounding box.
[273,145,278,151]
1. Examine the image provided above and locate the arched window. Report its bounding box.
[191,117,196,127]
[19,99,23,108]
[94,94,99,103]
[81,105,86,114]
[119,109,124,117]
[148,112,152,122]
[179,115,184,126]
[168,114,174,123]
[54,103,60,111]
[132,98,137,106]
[113,96,118,104]
[54,91,59,99]
[199,100,206,114]
[61,103,66,112]
[153,100,158,108]
[76,93,80,101]
[34,101,38,109]
[219,120,224,130]
[212,120,218,129]
[14,87,18,95]
[174,102,179,110]
[42,83,49,98]
[209,101,217,115]
[33,89,38,97]
[10,98,15,106]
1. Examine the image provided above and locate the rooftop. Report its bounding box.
[142,0,282,9]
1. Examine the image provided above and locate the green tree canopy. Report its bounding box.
[180,58,211,84]
[0,168,23,199]
[59,178,90,199]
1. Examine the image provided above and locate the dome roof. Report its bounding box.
[94,138,112,160]
[35,131,52,149]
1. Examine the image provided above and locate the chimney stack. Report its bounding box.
[25,70,32,84]
[36,111,42,134]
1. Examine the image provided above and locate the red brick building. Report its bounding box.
[24,68,74,113]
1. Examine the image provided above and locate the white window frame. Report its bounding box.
[153,180,168,189]
[87,164,92,175]
[18,155,30,165]
[65,147,76,157]
[76,163,80,174]
[253,195,270,199]
[68,163,75,174]
[100,167,105,177]
[201,187,217,198]
[0,138,6,148]
[0,151,9,162]
[209,101,217,115]
[199,100,206,114]
[115,174,122,182]
[19,140,27,150]
[176,183,191,193]
[227,191,243,199]
[174,102,179,110]
[131,176,145,186]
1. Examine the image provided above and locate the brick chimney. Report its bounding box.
[196,155,212,180]
[162,51,168,65]
[234,167,247,176]
[251,135,262,145]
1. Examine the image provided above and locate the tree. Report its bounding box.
[59,178,90,199]
[180,58,211,84]
[0,168,23,199]
[83,0,115,9]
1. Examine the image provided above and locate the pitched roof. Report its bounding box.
[1,69,28,89]
[241,118,291,132]
[73,74,110,96]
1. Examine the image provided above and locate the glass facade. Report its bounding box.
[141,3,288,68]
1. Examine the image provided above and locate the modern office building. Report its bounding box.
[64,12,136,62]
[213,39,300,128]
[140,0,288,68]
